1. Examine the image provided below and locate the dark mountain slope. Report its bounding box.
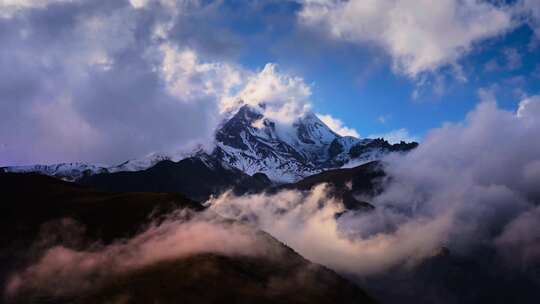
[71,253,375,304]
[283,161,384,193]
[0,172,202,246]
[363,247,540,304]
[0,172,203,296]
[277,161,385,210]
[78,156,272,201]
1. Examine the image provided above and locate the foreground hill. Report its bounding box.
[1,173,375,304]
[72,253,372,304]
[1,172,203,292]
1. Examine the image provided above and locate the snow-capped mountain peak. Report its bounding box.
[1,104,418,183]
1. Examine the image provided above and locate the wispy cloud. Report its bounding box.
[485,47,523,72]
[377,114,391,124]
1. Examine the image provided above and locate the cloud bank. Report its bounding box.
[209,184,452,276]
[374,97,540,256]
[0,0,236,165]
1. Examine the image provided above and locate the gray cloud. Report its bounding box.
[0,0,341,166]
[372,96,540,256]
[0,0,240,166]
[495,206,540,267]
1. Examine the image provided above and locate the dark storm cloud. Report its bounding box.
[0,0,241,165]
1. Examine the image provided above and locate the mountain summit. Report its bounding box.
[2,104,418,183]
[213,104,338,182]
[211,104,416,182]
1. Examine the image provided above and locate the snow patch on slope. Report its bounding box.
[1,163,109,181]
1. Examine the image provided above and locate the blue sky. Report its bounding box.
[1,0,539,165]
[215,1,540,140]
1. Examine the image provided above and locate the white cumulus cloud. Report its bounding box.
[158,42,244,102]
[221,63,312,124]
[298,0,515,77]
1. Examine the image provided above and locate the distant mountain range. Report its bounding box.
[2,104,417,184]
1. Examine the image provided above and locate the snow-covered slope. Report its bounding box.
[1,104,418,183]
[1,162,109,181]
[108,149,201,173]
[1,150,202,182]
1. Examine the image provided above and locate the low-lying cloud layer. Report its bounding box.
[6,210,275,297]
[209,184,452,276]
